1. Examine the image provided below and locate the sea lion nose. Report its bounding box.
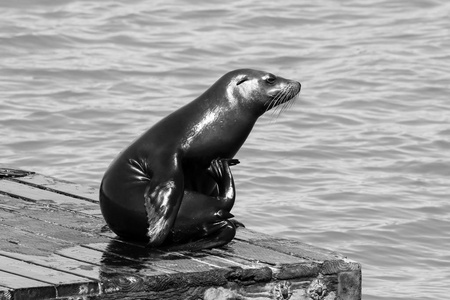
[290,81,301,92]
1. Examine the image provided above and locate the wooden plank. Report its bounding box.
[209,239,306,265]
[11,173,99,202]
[0,270,56,300]
[338,270,362,300]
[202,275,338,300]
[0,168,34,179]
[60,245,174,296]
[0,179,101,215]
[236,228,343,261]
[56,243,173,296]
[0,256,98,298]
[0,255,89,284]
[0,228,102,295]
[0,223,70,256]
[57,244,174,276]
[0,193,107,236]
[0,271,52,290]
[56,245,236,297]
[0,207,109,246]
[236,229,362,298]
[85,274,339,300]
[182,250,258,269]
[202,248,274,270]
[85,242,219,273]
[204,237,327,285]
[57,245,110,266]
[58,242,284,298]
[0,251,101,283]
[82,242,295,299]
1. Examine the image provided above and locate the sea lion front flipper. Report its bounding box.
[166,158,240,250]
[144,157,184,247]
[209,158,237,212]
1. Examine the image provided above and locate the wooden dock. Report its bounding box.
[0,167,361,300]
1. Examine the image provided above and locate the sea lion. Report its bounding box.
[99,68,301,250]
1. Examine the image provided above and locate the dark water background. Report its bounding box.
[1,1,449,299]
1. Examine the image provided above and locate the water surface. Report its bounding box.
[1,1,449,299]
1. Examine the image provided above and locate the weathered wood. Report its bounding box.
[0,250,101,282]
[0,179,101,216]
[0,255,98,298]
[338,271,362,300]
[211,239,307,265]
[0,209,106,247]
[58,244,175,275]
[236,228,343,261]
[231,219,362,298]
[0,223,70,256]
[0,170,361,299]
[11,173,98,202]
[0,193,104,234]
[186,249,261,269]
[0,270,56,300]
[86,241,233,274]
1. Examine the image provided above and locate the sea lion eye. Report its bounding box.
[265,75,276,84]
[236,76,249,86]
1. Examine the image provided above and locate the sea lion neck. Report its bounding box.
[179,95,257,161]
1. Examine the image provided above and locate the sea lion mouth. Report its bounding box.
[264,81,301,115]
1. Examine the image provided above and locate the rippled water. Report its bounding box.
[1,1,449,299]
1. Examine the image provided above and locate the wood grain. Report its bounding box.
[12,174,99,202]
[0,179,101,215]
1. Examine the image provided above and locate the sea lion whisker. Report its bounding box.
[289,93,299,108]
[267,97,280,120]
[286,98,295,111]
[266,96,280,113]
[270,86,299,120]
[270,95,285,116]
[275,106,287,119]
[269,92,291,120]
[270,92,283,107]
[272,105,284,120]
[285,97,295,111]
[277,96,292,117]
[266,99,276,111]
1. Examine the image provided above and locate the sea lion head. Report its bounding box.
[225,69,301,117]
[182,69,301,162]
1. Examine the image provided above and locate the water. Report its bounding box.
[1,1,449,298]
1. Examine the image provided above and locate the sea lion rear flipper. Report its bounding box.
[164,220,236,251]
[144,180,183,247]
[144,157,184,247]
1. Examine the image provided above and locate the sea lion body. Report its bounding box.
[100,69,301,249]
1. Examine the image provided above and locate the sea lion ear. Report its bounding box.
[236,75,249,86]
